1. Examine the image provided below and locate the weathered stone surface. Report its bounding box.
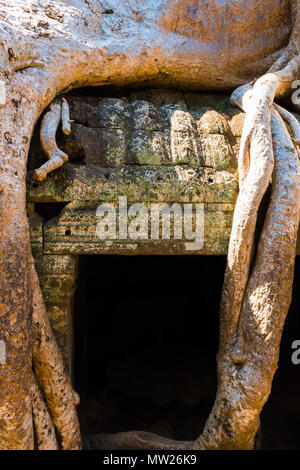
[28,96,240,171]
[0,0,298,452]
[64,125,127,167]
[27,164,238,204]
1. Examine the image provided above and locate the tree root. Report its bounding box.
[83,432,195,451]
[218,74,278,367]
[61,97,72,136]
[34,98,70,182]
[274,103,300,146]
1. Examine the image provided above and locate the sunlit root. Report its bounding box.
[88,106,300,451]
[216,74,279,366]
[34,98,70,182]
[194,105,300,450]
[31,259,81,450]
[274,103,300,147]
[34,153,68,182]
[61,97,72,135]
[227,58,300,363]
[30,372,59,450]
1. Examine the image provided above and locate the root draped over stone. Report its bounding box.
[34,98,69,182]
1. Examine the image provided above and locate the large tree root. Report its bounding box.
[34,98,70,182]
[0,69,81,449]
[30,372,58,450]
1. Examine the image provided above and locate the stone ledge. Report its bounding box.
[27,164,238,204]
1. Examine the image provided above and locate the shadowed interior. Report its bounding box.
[73,255,300,449]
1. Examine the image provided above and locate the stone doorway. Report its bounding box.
[73,255,224,441]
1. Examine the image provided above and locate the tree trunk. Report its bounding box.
[0,0,299,450]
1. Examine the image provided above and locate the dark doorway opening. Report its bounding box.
[73,255,300,448]
[74,255,223,441]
